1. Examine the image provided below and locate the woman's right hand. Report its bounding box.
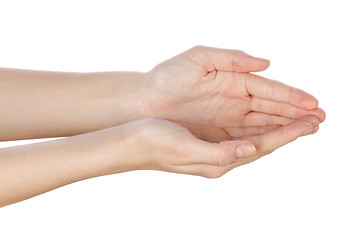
[110,116,319,178]
[0,116,320,207]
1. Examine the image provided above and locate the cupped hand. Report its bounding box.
[141,46,325,128]
[114,116,319,178]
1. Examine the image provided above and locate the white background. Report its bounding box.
[0,0,359,239]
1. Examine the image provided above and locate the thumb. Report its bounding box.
[192,139,257,167]
[188,45,270,73]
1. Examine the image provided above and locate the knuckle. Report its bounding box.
[187,45,208,63]
[231,54,245,72]
[250,98,260,111]
[276,103,284,115]
[215,157,227,167]
[250,135,262,151]
[190,45,206,53]
[265,82,274,99]
[237,49,246,55]
[210,148,228,167]
[231,60,240,72]
[203,170,224,179]
[278,127,288,143]
[288,86,295,103]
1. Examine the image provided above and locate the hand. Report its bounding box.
[0,116,319,207]
[141,46,325,128]
[111,116,319,178]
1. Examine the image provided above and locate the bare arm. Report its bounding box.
[0,116,319,207]
[0,46,325,141]
[0,68,146,140]
[0,125,124,207]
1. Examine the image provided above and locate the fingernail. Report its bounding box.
[236,144,256,159]
[301,123,314,136]
[306,120,319,134]
[312,121,319,132]
[311,121,319,128]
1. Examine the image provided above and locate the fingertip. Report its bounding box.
[293,88,319,110]
[261,58,271,69]
[318,107,326,123]
[250,57,271,72]
[312,124,320,134]
[306,108,326,123]
[302,95,318,109]
[290,114,322,136]
[309,118,320,134]
[298,122,314,136]
[296,115,320,127]
[301,119,320,135]
[241,51,270,71]
[259,58,271,66]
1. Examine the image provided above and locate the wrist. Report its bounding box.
[97,120,153,174]
[136,71,167,120]
[111,71,149,122]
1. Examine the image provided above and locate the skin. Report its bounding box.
[0,46,325,140]
[142,46,325,128]
[0,46,326,207]
[0,116,319,208]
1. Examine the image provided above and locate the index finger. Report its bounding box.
[244,73,319,110]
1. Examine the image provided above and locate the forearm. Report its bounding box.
[0,68,146,140]
[0,125,133,207]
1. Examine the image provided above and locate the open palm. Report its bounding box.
[143,46,325,130]
[132,115,319,178]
